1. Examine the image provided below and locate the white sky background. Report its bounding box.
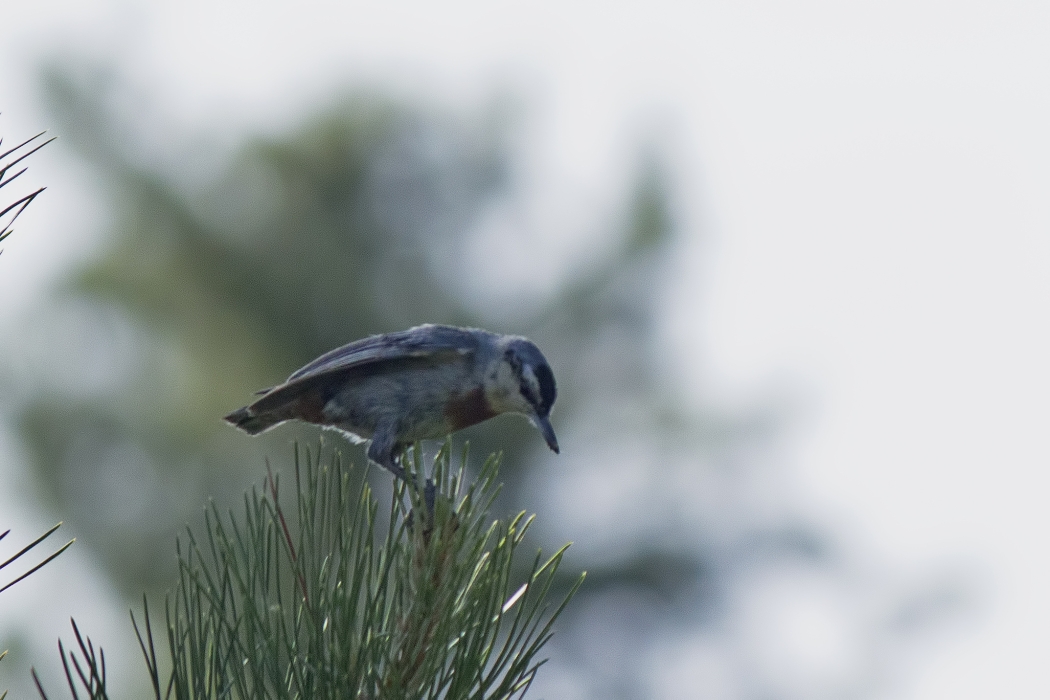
[2,1,1049,697]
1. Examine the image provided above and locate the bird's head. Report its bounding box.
[484,336,559,453]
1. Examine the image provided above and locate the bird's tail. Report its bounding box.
[225,381,327,435]
[223,406,281,435]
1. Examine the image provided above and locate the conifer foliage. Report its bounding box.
[0,127,52,252]
[35,443,583,699]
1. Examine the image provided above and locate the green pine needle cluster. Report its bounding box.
[0,523,74,596]
[2,522,74,700]
[0,128,53,251]
[37,444,583,699]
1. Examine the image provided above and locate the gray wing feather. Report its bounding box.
[241,325,487,418]
[285,324,482,382]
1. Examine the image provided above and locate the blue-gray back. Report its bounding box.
[286,324,493,382]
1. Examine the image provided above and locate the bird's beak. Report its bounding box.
[534,415,559,454]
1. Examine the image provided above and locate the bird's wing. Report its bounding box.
[285,324,482,382]
[243,325,486,417]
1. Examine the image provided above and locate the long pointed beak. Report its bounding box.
[534,415,560,454]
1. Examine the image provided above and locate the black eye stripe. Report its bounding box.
[534,364,556,416]
[505,346,556,416]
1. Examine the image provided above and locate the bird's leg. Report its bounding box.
[385,456,410,483]
[368,433,409,481]
[369,436,435,514]
[391,442,437,514]
[401,452,437,515]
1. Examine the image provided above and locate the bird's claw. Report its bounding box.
[424,478,436,514]
[405,478,438,535]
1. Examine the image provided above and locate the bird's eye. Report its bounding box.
[504,349,521,372]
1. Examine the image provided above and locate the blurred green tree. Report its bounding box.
[7,61,961,699]
[17,64,754,598]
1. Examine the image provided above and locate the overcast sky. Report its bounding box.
[3,1,1049,697]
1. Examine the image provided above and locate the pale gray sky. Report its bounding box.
[3,1,1049,697]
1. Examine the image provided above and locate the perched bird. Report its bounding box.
[224,324,559,484]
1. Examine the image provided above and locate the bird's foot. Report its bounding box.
[406,478,436,529]
[424,478,436,514]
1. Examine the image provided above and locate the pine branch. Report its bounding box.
[38,443,583,699]
[2,119,66,700]
[0,523,75,595]
[0,127,54,250]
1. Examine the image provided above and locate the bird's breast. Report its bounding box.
[443,386,498,431]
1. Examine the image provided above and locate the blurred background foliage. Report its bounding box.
[2,59,960,698]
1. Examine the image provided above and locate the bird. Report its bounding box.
[223,324,559,487]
